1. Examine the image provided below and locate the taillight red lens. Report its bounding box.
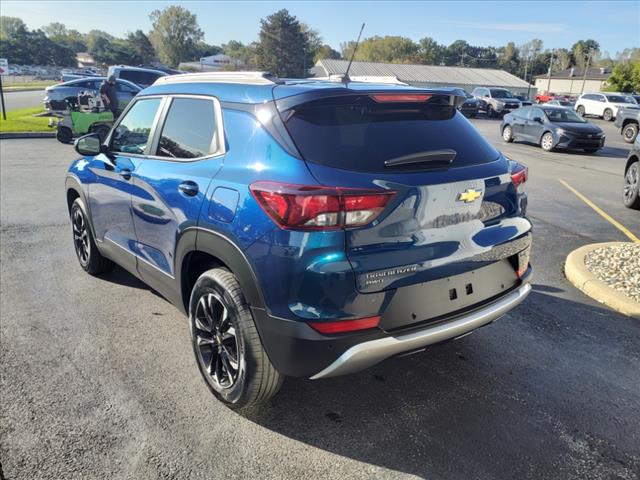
[371,94,432,103]
[309,316,380,334]
[250,182,395,230]
[509,161,528,191]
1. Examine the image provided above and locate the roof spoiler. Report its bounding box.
[274,86,469,111]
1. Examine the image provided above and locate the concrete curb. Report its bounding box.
[565,242,640,319]
[0,132,56,139]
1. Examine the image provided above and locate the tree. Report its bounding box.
[43,22,67,38]
[605,62,640,92]
[572,39,600,68]
[314,44,340,62]
[553,48,572,71]
[222,40,257,68]
[0,16,26,40]
[0,26,76,66]
[352,36,419,63]
[417,37,443,65]
[126,30,156,64]
[498,42,519,73]
[149,6,204,67]
[255,9,310,77]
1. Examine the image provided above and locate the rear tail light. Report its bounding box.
[250,181,395,231]
[509,160,528,192]
[309,316,380,334]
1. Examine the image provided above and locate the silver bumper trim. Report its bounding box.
[310,283,532,380]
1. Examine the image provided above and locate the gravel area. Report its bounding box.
[585,243,640,303]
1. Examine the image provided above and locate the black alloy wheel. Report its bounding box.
[193,291,240,391]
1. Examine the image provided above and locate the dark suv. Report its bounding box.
[66,72,533,408]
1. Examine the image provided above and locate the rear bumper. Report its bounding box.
[311,282,531,379]
[253,275,532,379]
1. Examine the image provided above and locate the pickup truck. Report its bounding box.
[615,106,640,143]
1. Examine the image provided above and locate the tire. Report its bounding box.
[576,105,585,117]
[56,126,73,144]
[623,160,640,210]
[603,108,613,121]
[540,132,554,152]
[92,124,111,142]
[502,125,514,142]
[487,105,495,118]
[70,198,112,275]
[469,112,477,118]
[583,148,600,154]
[622,123,639,143]
[189,268,283,409]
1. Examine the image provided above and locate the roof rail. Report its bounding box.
[153,71,281,86]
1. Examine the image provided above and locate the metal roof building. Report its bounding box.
[310,59,535,96]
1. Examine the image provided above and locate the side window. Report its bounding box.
[517,106,530,119]
[597,95,606,102]
[526,107,543,120]
[155,98,217,159]
[116,82,137,93]
[583,94,594,101]
[111,98,162,155]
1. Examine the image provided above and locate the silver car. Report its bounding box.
[44,78,141,112]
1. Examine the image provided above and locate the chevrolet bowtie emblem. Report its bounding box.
[458,188,482,203]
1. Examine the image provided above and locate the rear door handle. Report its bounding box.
[179,181,199,196]
[119,169,132,180]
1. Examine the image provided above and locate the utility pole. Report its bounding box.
[523,50,531,98]
[546,49,555,93]
[580,50,593,94]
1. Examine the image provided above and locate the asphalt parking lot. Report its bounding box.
[1,116,639,479]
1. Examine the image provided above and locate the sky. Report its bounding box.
[2,0,639,56]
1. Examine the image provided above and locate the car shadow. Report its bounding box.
[241,291,639,479]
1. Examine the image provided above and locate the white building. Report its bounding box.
[534,67,611,95]
[311,59,535,97]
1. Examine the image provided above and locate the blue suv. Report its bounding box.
[66,72,533,408]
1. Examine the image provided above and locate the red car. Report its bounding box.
[535,92,569,104]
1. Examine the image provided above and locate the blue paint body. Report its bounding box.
[68,78,532,334]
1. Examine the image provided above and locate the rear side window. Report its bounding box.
[156,98,216,159]
[112,98,162,154]
[283,95,499,172]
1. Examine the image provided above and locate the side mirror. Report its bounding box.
[484,94,490,98]
[533,116,543,124]
[74,133,104,156]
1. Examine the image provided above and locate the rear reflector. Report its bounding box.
[309,316,380,334]
[250,181,395,231]
[371,94,433,103]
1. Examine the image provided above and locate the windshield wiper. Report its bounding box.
[384,149,457,168]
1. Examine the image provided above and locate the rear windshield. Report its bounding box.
[283,94,499,172]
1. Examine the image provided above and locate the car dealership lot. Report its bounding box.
[1,116,639,479]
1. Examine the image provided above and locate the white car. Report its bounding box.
[575,92,637,121]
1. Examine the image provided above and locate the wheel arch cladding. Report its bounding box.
[178,228,266,314]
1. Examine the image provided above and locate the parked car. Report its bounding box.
[534,92,569,104]
[501,105,605,153]
[574,92,637,121]
[623,136,640,209]
[514,95,532,106]
[614,106,640,143]
[66,72,533,409]
[459,92,479,117]
[471,87,522,117]
[45,77,140,112]
[546,99,575,108]
[107,65,169,88]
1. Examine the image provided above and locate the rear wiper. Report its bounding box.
[384,149,457,168]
